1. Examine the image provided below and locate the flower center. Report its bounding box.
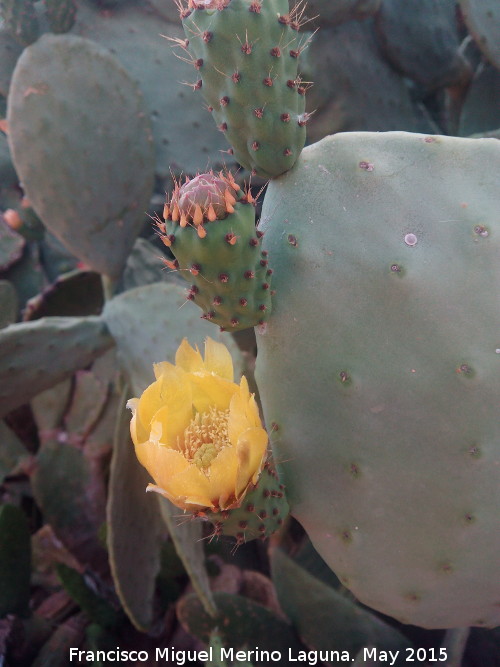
[180,407,231,471]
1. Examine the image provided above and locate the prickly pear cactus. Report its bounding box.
[0,316,114,418]
[159,171,272,331]
[256,131,500,629]
[178,0,311,178]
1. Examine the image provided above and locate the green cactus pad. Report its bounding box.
[0,420,27,483]
[102,281,243,394]
[458,63,500,137]
[374,0,471,89]
[73,2,232,178]
[304,0,380,27]
[458,0,500,71]
[0,316,114,417]
[0,217,24,271]
[38,231,79,281]
[0,28,23,97]
[0,132,17,192]
[56,564,121,631]
[201,462,289,544]
[121,238,169,291]
[2,242,45,312]
[177,591,304,665]
[0,279,17,329]
[256,131,500,629]
[7,34,154,280]
[303,20,437,143]
[161,172,272,332]
[180,0,309,178]
[271,550,411,662]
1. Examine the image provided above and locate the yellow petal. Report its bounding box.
[153,360,177,380]
[129,413,140,446]
[149,373,193,447]
[227,378,262,444]
[134,442,190,487]
[207,445,239,510]
[175,338,204,373]
[246,394,262,428]
[151,401,191,448]
[227,390,252,446]
[239,374,250,400]
[203,337,234,380]
[136,377,164,433]
[239,377,261,427]
[190,373,239,413]
[145,484,209,511]
[235,427,268,497]
[127,398,140,440]
[160,463,213,508]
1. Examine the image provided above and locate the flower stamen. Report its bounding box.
[179,406,231,472]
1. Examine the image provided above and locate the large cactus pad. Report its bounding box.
[7,34,154,279]
[256,132,500,629]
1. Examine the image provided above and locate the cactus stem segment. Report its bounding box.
[159,170,273,331]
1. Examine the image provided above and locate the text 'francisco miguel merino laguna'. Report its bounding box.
[69,646,417,665]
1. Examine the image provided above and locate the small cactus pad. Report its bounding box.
[256,132,500,629]
[374,0,471,90]
[458,0,500,71]
[159,171,272,332]
[0,316,114,417]
[177,591,303,663]
[196,461,289,545]
[102,280,243,394]
[178,0,311,179]
[7,34,154,280]
[72,1,233,178]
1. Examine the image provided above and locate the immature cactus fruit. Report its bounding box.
[175,0,312,179]
[158,171,273,332]
[204,462,289,544]
[127,338,288,542]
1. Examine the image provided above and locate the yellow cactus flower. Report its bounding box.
[127,338,268,512]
